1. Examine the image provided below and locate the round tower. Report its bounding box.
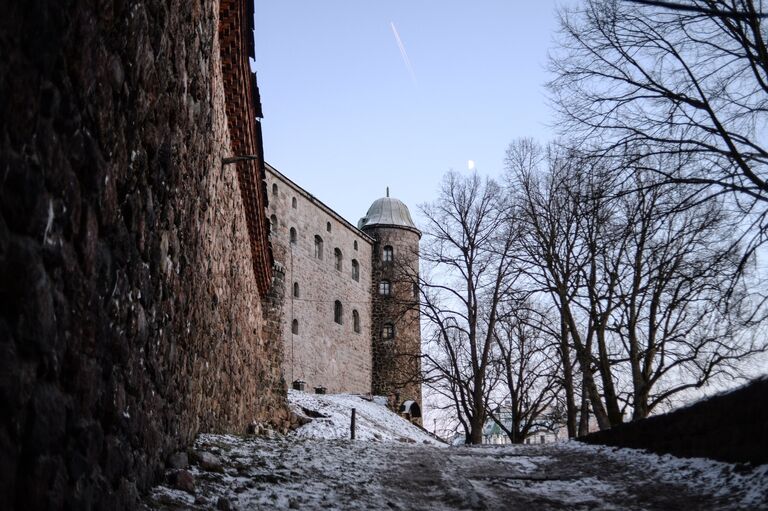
[359,191,422,421]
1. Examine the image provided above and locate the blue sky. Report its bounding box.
[254,1,562,225]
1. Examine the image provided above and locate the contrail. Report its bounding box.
[390,21,417,85]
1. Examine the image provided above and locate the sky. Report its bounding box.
[254,1,562,226]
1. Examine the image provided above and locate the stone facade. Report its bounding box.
[365,226,423,414]
[266,165,423,413]
[0,1,287,509]
[266,166,374,393]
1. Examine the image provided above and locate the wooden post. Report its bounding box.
[351,408,356,440]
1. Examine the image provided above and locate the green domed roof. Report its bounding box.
[358,196,417,231]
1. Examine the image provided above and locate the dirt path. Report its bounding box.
[145,435,767,510]
[384,444,719,510]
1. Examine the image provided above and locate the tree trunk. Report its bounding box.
[560,317,577,438]
[595,326,623,426]
[579,357,610,431]
[633,383,650,421]
[578,378,591,437]
[469,415,485,444]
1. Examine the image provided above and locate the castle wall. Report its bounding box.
[266,167,373,394]
[0,1,287,509]
[366,226,423,411]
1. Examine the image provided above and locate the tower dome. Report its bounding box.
[358,194,419,234]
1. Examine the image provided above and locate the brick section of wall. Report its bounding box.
[366,226,423,413]
[218,0,273,295]
[0,1,287,509]
[266,168,374,394]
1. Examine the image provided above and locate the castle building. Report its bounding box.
[265,164,423,414]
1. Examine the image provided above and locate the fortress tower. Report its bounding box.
[359,191,423,417]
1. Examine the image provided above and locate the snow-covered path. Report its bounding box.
[146,435,768,510]
[146,391,766,509]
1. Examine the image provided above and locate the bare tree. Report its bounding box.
[507,140,617,431]
[550,0,768,270]
[419,171,520,444]
[487,301,562,443]
[611,165,765,418]
[506,138,766,428]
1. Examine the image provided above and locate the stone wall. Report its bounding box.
[266,166,374,394]
[0,1,287,509]
[366,226,423,412]
[580,378,768,465]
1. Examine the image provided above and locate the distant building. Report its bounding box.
[483,406,515,445]
[265,164,423,419]
[523,429,562,445]
[482,405,568,445]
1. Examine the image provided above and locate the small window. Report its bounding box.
[270,214,278,234]
[292,197,297,209]
[413,282,419,298]
[382,323,395,340]
[334,248,342,271]
[334,300,343,324]
[379,280,391,296]
[292,319,299,335]
[383,246,394,262]
[293,282,300,298]
[326,221,332,233]
[314,235,323,259]
[272,183,278,196]
[353,310,360,333]
[351,259,359,282]
[290,227,297,244]
[354,240,358,251]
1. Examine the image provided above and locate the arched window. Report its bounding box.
[272,183,278,196]
[270,214,278,234]
[293,282,300,298]
[383,245,394,262]
[382,323,395,340]
[334,300,343,324]
[290,227,297,244]
[351,259,359,281]
[314,235,323,259]
[292,319,299,335]
[354,240,358,251]
[379,280,391,296]
[326,221,332,233]
[353,310,360,333]
[334,248,342,271]
[292,197,297,209]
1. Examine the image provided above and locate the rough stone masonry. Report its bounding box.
[0,1,288,509]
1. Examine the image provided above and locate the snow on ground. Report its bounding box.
[145,393,768,510]
[148,434,396,510]
[288,390,441,445]
[146,437,768,510]
[566,441,768,509]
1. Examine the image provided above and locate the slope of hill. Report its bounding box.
[288,390,442,445]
